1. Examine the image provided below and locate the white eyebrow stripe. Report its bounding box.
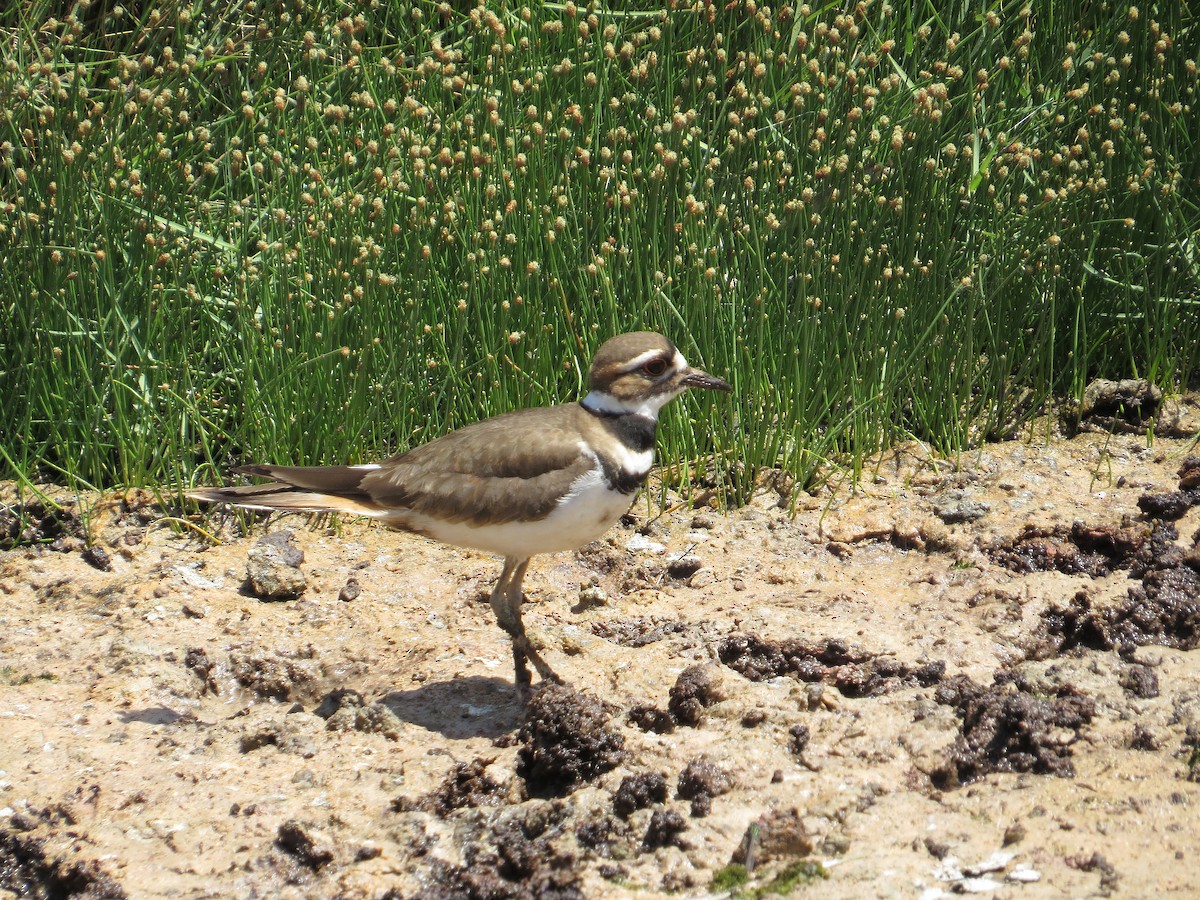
[621,348,673,371]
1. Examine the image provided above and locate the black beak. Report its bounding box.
[681,368,732,392]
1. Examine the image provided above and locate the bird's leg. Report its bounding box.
[488,556,562,687]
[505,558,562,686]
[489,557,532,686]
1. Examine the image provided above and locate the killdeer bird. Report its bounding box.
[188,332,731,688]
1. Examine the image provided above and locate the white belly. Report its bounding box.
[384,468,635,558]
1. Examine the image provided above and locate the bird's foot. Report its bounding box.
[511,634,563,693]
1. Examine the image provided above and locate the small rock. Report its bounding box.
[963,851,1014,876]
[1007,864,1041,883]
[1002,822,1027,846]
[82,545,112,571]
[577,582,609,608]
[276,819,334,870]
[1080,378,1161,429]
[959,876,1002,893]
[246,530,306,600]
[667,554,702,579]
[338,577,361,602]
[731,807,813,867]
[1178,456,1200,490]
[933,490,991,524]
[625,534,666,555]
[688,568,717,589]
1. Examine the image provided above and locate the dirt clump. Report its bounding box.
[642,809,688,851]
[667,663,725,726]
[1029,533,1200,656]
[676,757,733,817]
[276,819,335,871]
[627,703,675,734]
[612,773,668,819]
[718,634,943,697]
[517,685,625,798]
[0,824,127,899]
[228,644,321,701]
[395,757,508,815]
[246,529,307,599]
[931,673,1096,788]
[731,806,815,867]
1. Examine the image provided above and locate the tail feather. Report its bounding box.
[189,464,386,517]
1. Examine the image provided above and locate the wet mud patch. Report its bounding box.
[517,685,625,798]
[0,824,126,899]
[1027,525,1200,656]
[0,498,83,550]
[414,822,583,900]
[394,757,510,815]
[987,521,1153,576]
[718,634,944,697]
[228,644,323,702]
[930,672,1096,788]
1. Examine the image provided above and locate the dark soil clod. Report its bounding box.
[676,757,732,818]
[275,819,335,871]
[0,826,127,899]
[612,773,668,819]
[718,634,944,697]
[931,673,1096,788]
[82,545,112,572]
[1119,664,1159,699]
[627,704,674,734]
[668,664,724,726]
[396,757,508,815]
[517,685,624,798]
[642,809,688,851]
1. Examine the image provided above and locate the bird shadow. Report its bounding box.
[377,676,523,740]
[118,706,185,726]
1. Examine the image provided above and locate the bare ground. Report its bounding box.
[3,425,1200,899]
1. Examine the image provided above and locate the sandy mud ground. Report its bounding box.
[4,422,1200,899]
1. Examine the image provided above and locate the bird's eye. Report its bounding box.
[641,358,669,377]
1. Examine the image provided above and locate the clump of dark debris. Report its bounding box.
[517,685,625,798]
[931,672,1096,788]
[414,826,583,900]
[676,757,733,817]
[1,824,127,899]
[314,688,404,740]
[642,809,688,851]
[610,773,666,820]
[718,634,944,697]
[987,521,1153,577]
[228,645,321,702]
[627,704,676,734]
[1137,456,1200,519]
[1028,546,1200,658]
[0,498,82,550]
[276,819,335,871]
[668,663,725,726]
[394,757,509,815]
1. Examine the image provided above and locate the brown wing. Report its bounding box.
[359,404,597,526]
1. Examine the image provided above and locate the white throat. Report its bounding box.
[581,388,680,421]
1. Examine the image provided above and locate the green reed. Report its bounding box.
[1,0,1196,507]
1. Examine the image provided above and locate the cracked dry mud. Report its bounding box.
[3,427,1200,898]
